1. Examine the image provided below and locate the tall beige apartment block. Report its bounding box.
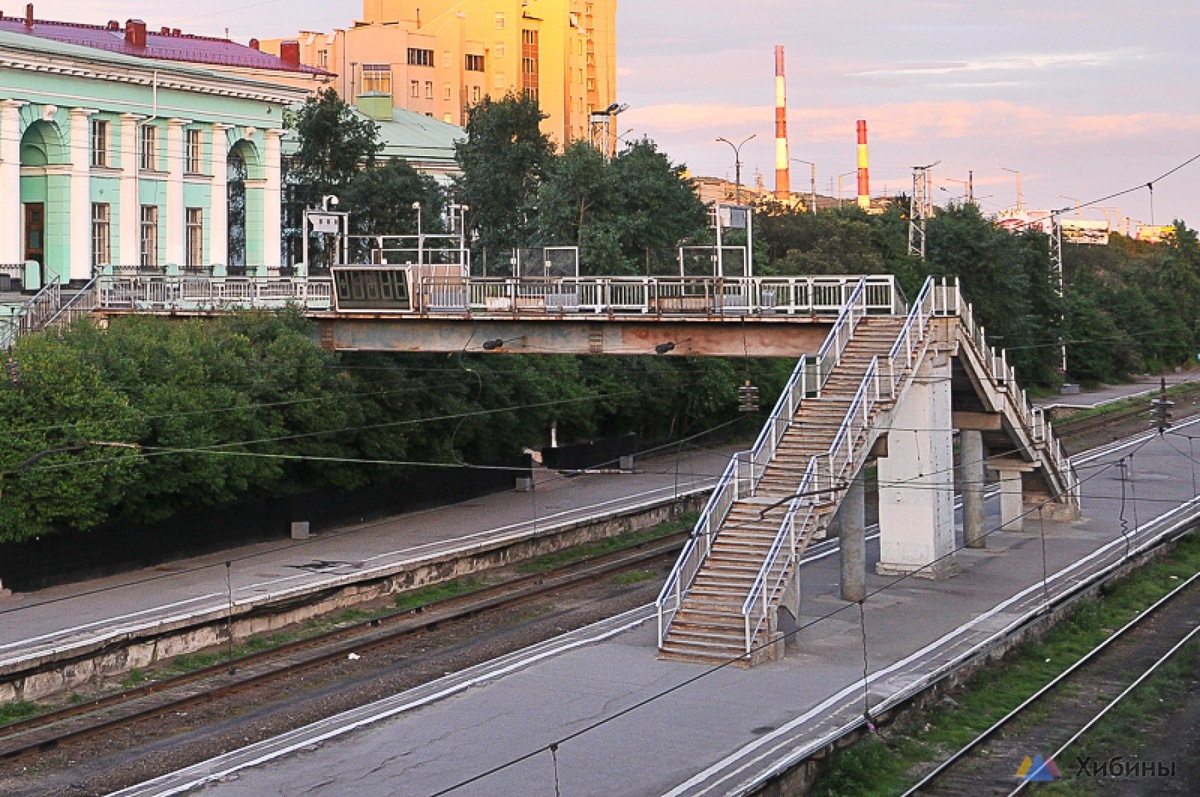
[264,1,617,146]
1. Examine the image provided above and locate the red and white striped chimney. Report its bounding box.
[856,120,870,210]
[774,45,790,200]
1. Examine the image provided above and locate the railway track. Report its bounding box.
[899,565,1200,796]
[0,531,687,765]
[2,399,1195,781]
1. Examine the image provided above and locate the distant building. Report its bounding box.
[0,11,316,285]
[262,0,618,146]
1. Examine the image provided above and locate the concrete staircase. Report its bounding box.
[659,317,905,665]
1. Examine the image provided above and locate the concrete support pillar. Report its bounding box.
[961,430,986,548]
[840,468,866,601]
[209,124,230,268]
[263,128,283,270]
[992,467,1026,532]
[876,352,958,579]
[118,114,141,267]
[0,100,26,267]
[165,119,188,267]
[68,107,96,282]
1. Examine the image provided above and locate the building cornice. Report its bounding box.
[0,47,311,106]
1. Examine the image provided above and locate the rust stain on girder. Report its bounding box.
[313,317,832,358]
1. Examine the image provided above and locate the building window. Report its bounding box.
[472,86,481,103]
[186,128,203,174]
[318,49,329,68]
[410,80,420,98]
[495,12,505,28]
[407,48,434,67]
[91,119,109,168]
[140,124,158,171]
[140,205,159,268]
[465,53,484,72]
[425,81,434,99]
[442,50,451,68]
[91,203,111,268]
[362,63,392,95]
[494,73,506,89]
[443,113,452,124]
[443,83,452,101]
[521,29,539,100]
[495,42,505,59]
[186,208,203,269]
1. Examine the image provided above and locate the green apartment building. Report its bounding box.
[0,14,321,287]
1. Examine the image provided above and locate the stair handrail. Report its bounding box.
[742,457,818,652]
[741,355,884,652]
[655,452,746,646]
[655,277,872,648]
[15,277,62,338]
[43,276,99,331]
[813,276,870,394]
[948,281,1080,503]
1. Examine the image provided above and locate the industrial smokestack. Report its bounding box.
[774,45,790,200]
[856,120,870,210]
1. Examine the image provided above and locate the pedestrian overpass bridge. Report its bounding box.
[4,270,1080,667]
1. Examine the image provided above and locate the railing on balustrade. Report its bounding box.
[91,273,897,319]
[96,276,334,312]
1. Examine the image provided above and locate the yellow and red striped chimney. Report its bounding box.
[774,45,790,200]
[856,120,870,210]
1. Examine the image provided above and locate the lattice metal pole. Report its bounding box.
[907,163,936,260]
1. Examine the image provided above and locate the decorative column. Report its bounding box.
[119,113,141,268]
[209,124,230,273]
[0,100,26,267]
[165,118,189,268]
[68,107,97,283]
[263,128,283,271]
[876,351,958,578]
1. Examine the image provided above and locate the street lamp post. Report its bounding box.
[412,201,423,266]
[1056,193,1082,220]
[999,166,1024,213]
[791,158,817,214]
[716,134,756,205]
[837,171,856,208]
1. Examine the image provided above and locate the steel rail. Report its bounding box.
[898,549,1200,796]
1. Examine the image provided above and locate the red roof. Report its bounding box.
[0,9,331,75]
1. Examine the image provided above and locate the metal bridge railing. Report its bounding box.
[90,274,898,320]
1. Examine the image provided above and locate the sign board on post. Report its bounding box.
[307,212,341,234]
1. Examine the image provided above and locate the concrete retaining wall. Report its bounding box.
[1,493,705,704]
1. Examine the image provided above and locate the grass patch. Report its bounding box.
[120,668,147,689]
[807,533,1200,796]
[0,699,41,727]
[517,512,698,574]
[393,576,486,611]
[168,652,222,674]
[611,570,658,585]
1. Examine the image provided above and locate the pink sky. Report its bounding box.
[23,0,1200,228]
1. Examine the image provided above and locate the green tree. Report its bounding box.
[343,158,446,243]
[286,88,383,204]
[454,92,554,259]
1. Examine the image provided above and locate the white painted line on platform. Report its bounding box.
[666,488,1200,796]
[0,593,223,654]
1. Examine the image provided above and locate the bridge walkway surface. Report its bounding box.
[105,424,1200,797]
